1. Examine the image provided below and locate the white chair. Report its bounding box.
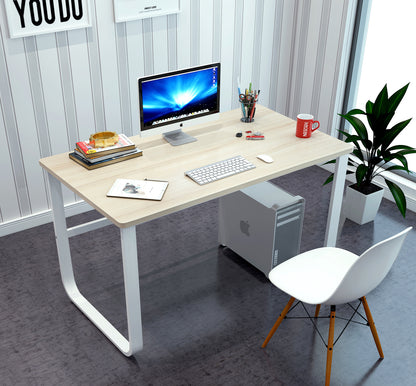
[261,227,412,386]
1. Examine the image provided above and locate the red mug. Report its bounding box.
[296,114,320,138]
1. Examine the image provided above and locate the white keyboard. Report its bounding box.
[185,155,256,185]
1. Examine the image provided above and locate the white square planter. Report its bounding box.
[343,184,384,225]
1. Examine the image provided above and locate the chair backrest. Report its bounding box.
[325,227,412,305]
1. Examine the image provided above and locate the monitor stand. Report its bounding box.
[163,129,197,146]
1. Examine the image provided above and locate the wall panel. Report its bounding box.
[0,27,25,222]
[219,0,235,113]
[300,0,323,114]
[259,0,277,109]
[231,0,244,111]
[167,14,178,71]
[125,20,144,135]
[36,32,75,205]
[0,0,356,236]
[275,0,295,114]
[56,32,79,153]
[177,0,191,69]
[239,0,256,89]
[199,0,214,65]
[212,0,222,63]
[190,0,200,66]
[1,19,47,216]
[152,16,169,74]
[86,5,106,132]
[0,102,20,222]
[95,2,122,133]
[67,29,96,141]
[116,22,132,136]
[142,18,154,75]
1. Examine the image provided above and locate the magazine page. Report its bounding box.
[107,178,168,201]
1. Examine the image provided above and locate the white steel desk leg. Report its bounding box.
[120,226,143,355]
[48,174,143,356]
[324,153,348,247]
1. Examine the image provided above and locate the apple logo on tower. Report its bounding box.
[240,220,250,236]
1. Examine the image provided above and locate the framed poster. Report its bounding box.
[4,0,92,38]
[114,0,180,22]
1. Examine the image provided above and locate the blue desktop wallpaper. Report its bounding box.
[141,67,218,128]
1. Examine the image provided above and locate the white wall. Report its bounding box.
[0,0,356,236]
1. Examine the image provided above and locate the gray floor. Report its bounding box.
[1,166,415,385]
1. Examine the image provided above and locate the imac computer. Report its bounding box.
[138,63,221,146]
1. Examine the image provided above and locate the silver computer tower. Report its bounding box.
[218,181,305,276]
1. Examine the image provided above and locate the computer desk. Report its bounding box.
[39,105,353,356]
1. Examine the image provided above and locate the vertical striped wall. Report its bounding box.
[0,0,357,235]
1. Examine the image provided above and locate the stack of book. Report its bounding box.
[69,133,143,170]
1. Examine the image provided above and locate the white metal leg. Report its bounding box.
[324,153,348,247]
[120,226,143,355]
[48,174,143,356]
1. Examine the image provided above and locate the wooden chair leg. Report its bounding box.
[325,305,336,386]
[360,296,384,358]
[314,304,321,318]
[262,297,295,348]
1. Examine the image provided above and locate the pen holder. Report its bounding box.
[239,93,257,123]
[240,105,255,123]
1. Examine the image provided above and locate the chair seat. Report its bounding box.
[269,247,359,305]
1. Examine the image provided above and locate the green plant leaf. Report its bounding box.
[387,83,410,113]
[365,100,373,114]
[366,113,378,133]
[373,84,389,118]
[344,135,372,151]
[356,164,368,185]
[388,144,416,151]
[344,134,362,143]
[338,129,367,155]
[385,165,410,173]
[385,179,407,217]
[348,108,366,115]
[395,149,416,156]
[338,129,356,139]
[338,129,355,138]
[369,156,383,165]
[372,112,395,141]
[381,148,416,168]
[339,114,369,145]
[390,153,408,169]
[352,148,365,162]
[381,111,396,130]
[380,118,412,151]
[323,174,334,185]
[323,170,354,185]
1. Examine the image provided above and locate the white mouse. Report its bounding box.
[257,154,274,163]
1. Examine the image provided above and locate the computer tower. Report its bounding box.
[218,181,305,276]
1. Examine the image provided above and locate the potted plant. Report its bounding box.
[324,83,416,224]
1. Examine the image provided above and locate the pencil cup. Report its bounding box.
[239,97,256,123]
[241,111,254,123]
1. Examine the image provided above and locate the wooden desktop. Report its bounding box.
[39,105,353,356]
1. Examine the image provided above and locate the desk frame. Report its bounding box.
[49,175,143,355]
[42,106,351,356]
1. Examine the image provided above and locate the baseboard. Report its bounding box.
[0,201,93,237]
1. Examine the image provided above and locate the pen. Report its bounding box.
[249,90,257,121]
[145,178,168,182]
[238,85,246,118]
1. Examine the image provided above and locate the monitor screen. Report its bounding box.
[138,63,220,145]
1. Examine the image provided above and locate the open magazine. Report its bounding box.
[107,178,169,201]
